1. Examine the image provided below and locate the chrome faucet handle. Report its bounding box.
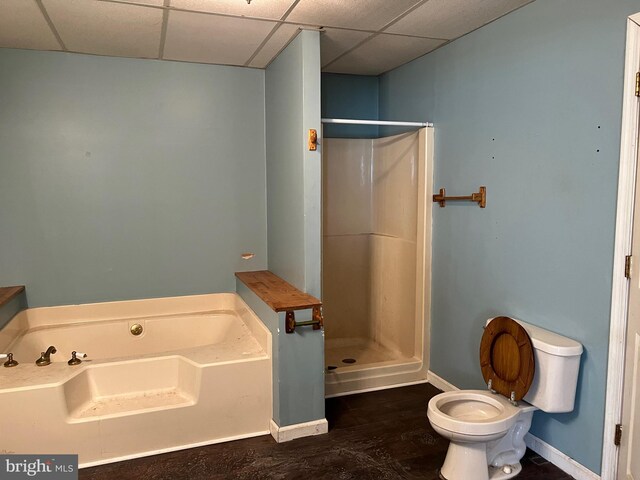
[35,346,57,366]
[68,351,87,366]
[0,353,18,368]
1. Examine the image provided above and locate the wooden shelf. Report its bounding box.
[235,271,321,313]
[0,286,25,309]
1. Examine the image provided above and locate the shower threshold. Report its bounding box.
[325,337,425,397]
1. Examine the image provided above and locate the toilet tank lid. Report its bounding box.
[486,317,583,357]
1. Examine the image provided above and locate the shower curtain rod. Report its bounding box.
[321,118,433,128]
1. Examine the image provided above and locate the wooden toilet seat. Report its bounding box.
[479,316,535,401]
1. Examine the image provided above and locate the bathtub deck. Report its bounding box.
[0,342,268,391]
[0,320,267,391]
[79,383,574,480]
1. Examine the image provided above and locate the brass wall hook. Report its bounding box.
[433,186,486,208]
[308,129,318,151]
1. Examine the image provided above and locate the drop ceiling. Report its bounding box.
[0,0,534,75]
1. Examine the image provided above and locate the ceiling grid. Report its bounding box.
[158,0,170,59]
[0,0,535,75]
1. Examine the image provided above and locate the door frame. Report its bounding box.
[602,13,640,480]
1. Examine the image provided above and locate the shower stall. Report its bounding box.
[322,122,433,397]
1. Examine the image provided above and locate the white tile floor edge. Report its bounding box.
[269,418,329,443]
[426,371,601,480]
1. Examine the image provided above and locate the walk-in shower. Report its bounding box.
[321,120,433,397]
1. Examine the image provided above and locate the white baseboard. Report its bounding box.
[427,370,459,392]
[525,434,600,480]
[426,370,600,480]
[269,418,328,443]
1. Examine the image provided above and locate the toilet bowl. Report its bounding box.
[428,390,519,439]
[428,390,535,480]
[427,316,583,480]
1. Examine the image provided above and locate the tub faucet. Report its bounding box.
[35,346,57,366]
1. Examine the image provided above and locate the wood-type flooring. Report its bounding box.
[81,383,575,480]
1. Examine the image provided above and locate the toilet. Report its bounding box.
[427,316,583,480]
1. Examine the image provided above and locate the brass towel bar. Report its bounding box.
[433,186,486,208]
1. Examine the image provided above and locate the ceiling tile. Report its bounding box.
[324,34,445,76]
[248,23,300,68]
[320,28,372,67]
[386,0,533,40]
[107,0,166,6]
[0,0,534,73]
[288,0,421,31]
[164,11,276,65]
[169,0,296,20]
[0,0,61,51]
[42,0,162,58]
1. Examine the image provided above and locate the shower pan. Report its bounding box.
[322,125,433,397]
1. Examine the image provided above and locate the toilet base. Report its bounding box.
[439,463,522,480]
[440,440,489,480]
[439,441,523,480]
[488,462,522,479]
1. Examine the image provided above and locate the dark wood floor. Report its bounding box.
[81,384,574,479]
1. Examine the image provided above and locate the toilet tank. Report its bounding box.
[487,317,583,413]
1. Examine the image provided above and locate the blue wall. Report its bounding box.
[0,36,325,430]
[379,0,640,473]
[266,30,322,298]
[263,30,325,426]
[0,49,267,307]
[321,73,379,138]
[237,279,325,427]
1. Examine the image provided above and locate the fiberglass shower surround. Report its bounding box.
[321,120,432,397]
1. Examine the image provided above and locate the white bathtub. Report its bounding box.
[0,293,272,467]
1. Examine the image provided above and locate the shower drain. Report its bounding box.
[326,358,357,371]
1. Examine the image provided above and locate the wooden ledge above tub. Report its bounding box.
[235,271,321,312]
[0,286,25,309]
[235,271,322,333]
